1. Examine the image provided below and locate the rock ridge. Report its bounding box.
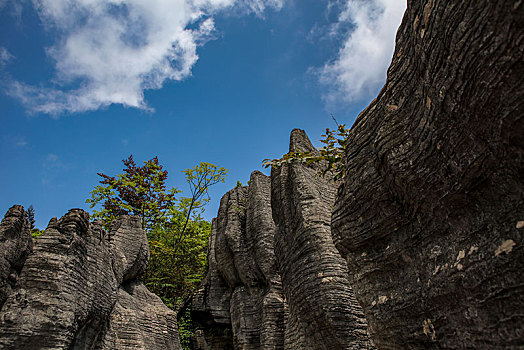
[0,206,181,350]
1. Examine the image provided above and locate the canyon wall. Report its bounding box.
[195,1,523,349]
[331,0,524,348]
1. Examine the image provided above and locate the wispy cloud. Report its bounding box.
[43,153,64,170]
[317,0,406,104]
[3,134,28,148]
[9,0,283,115]
[0,47,13,71]
[41,153,67,186]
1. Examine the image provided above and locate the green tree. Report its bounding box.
[26,205,35,230]
[263,115,350,181]
[86,155,228,311]
[86,155,179,230]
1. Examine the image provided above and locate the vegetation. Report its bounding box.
[26,204,44,239]
[263,115,350,181]
[86,155,228,312]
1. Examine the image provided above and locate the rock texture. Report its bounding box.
[331,0,524,348]
[196,134,374,349]
[0,205,33,309]
[0,208,181,350]
[271,129,374,349]
[193,171,287,349]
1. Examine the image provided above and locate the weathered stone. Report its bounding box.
[271,129,374,350]
[96,281,180,349]
[192,218,235,349]
[0,208,181,350]
[108,216,150,285]
[194,171,287,350]
[0,205,33,310]
[331,0,524,348]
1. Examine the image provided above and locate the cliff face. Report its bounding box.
[194,133,374,350]
[196,1,523,349]
[0,207,181,350]
[331,0,524,348]
[271,129,374,349]
[193,171,287,349]
[0,205,33,309]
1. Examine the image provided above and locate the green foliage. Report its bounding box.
[31,228,43,239]
[178,306,197,350]
[144,219,210,308]
[263,115,350,181]
[86,156,228,313]
[26,205,35,230]
[86,155,180,231]
[236,180,243,187]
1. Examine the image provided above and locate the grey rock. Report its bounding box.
[97,281,180,349]
[0,205,33,310]
[192,218,235,349]
[271,129,374,350]
[0,208,180,350]
[331,0,524,348]
[194,171,286,350]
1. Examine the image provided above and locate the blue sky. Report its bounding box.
[0,0,406,229]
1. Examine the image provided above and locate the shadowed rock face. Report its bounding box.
[0,205,33,309]
[195,133,374,350]
[331,0,524,348]
[193,171,287,350]
[0,208,181,350]
[271,129,374,350]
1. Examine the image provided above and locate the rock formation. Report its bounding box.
[193,171,287,349]
[194,133,374,350]
[2,1,522,349]
[330,0,524,348]
[196,2,523,348]
[271,129,374,349]
[0,205,33,309]
[0,207,181,350]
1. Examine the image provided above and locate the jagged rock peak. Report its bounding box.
[272,129,374,349]
[0,207,180,350]
[289,128,318,154]
[193,170,286,350]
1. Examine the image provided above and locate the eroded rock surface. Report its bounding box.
[0,205,33,309]
[0,208,180,350]
[331,0,524,348]
[193,171,286,349]
[271,129,374,350]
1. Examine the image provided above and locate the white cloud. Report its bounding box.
[11,0,283,115]
[318,0,406,104]
[0,47,13,70]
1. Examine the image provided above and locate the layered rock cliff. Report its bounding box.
[195,1,523,349]
[331,0,524,348]
[0,205,33,310]
[194,132,374,349]
[0,207,181,350]
[192,171,288,349]
[1,1,522,349]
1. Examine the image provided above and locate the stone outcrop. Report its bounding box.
[330,0,524,348]
[0,208,181,350]
[193,171,287,349]
[0,205,33,309]
[197,2,522,347]
[195,134,374,349]
[271,129,373,349]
